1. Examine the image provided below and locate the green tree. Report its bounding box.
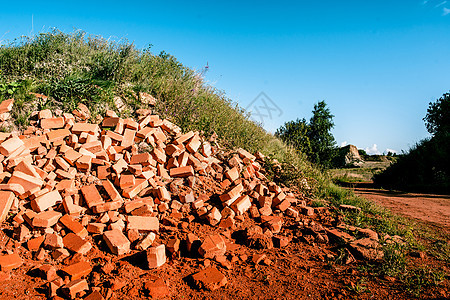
[276,100,336,168]
[307,100,336,168]
[423,93,450,136]
[275,118,312,157]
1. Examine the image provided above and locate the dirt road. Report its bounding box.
[352,188,450,229]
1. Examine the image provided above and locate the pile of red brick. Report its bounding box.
[0,100,322,298]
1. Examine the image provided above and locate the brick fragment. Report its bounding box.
[127,216,159,231]
[198,234,226,259]
[0,253,23,271]
[44,233,64,249]
[61,261,92,280]
[0,191,14,222]
[32,210,62,227]
[0,136,24,156]
[31,190,62,212]
[41,117,65,129]
[103,229,131,255]
[169,165,194,177]
[144,275,170,298]
[63,233,92,254]
[60,215,88,238]
[27,235,45,251]
[190,267,227,291]
[146,244,166,268]
[61,279,89,299]
[81,184,104,208]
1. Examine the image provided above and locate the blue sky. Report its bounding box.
[1,1,450,154]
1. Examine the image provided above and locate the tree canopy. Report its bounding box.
[276,100,336,168]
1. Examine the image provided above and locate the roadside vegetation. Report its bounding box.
[0,30,448,296]
[375,93,450,194]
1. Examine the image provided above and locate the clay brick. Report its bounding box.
[122,178,149,198]
[0,98,14,113]
[38,109,52,119]
[143,275,169,298]
[121,128,136,148]
[75,155,92,171]
[224,167,239,182]
[169,165,194,178]
[231,195,252,215]
[103,229,131,255]
[0,183,25,196]
[92,201,123,214]
[130,152,153,166]
[152,147,166,164]
[127,216,159,231]
[190,267,227,291]
[62,279,89,299]
[0,136,24,156]
[27,235,45,252]
[41,117,65,129]
[60,215,88,238]
[63,233,92,254]
[146,244,166,268]
[185,135,201,153]
[0,253,23,271]
[80,184,104,208]
[102,180,123,202]
[71,123,99,134]
[46,128,71,143]
[32,210,62,227]
[31,190,62,212]
[62,195,84,216]
[119,174,135,189]
[198,234,226,259]
[44,233,64,249]
[87,223,106,234]
[8,170,43,194]
[156,186,171,202]
[63,149,82,166]
[102,117,120,127]
[36,264,58,281]
[136,232,156,251]
[219,183,243,206]
[112,158,127,174]
[236,148,256,161]
[85,291,105,300]
[61,261,92,280]
[0,191,14,222]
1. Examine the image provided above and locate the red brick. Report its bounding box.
[0,98,14,113]
[80,184,104,208]
[119,174,135,189]
[61,279,89,299]
[63,233,92,254]
[44,233,64,249]
[86,223,106,234]
[103,229,131,255]
[127,216,159,231]
[230,195,252,215]
[224,167,239,182]
[46,128,71,143]
[122,178,149,199]
[85,291,105,300]
[198,234,226,259]
[0,137,24,156]
[121,128,136,148]
[219,183,243,206]
[156,186,171,202]
[0,191,14,222]
[71,123,99,134]
[8,171,43,194]
[32,210,62,227]
[169,166,194,178]
[191,267,227,291]
[61,261,92,280]
[27,235,45,251]
[185,135,201,153]
[30,190,62,212]
[36,264,58,281]
[146,244,166,268]
[60,215,88,238]
[143,276,169,298]
[41,117,65,129]
[0,253,23,271]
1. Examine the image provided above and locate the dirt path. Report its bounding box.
[352,188,450,229]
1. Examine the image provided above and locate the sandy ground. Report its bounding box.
[352,188,450,230]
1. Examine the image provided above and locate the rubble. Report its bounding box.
[0,98,386,298]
